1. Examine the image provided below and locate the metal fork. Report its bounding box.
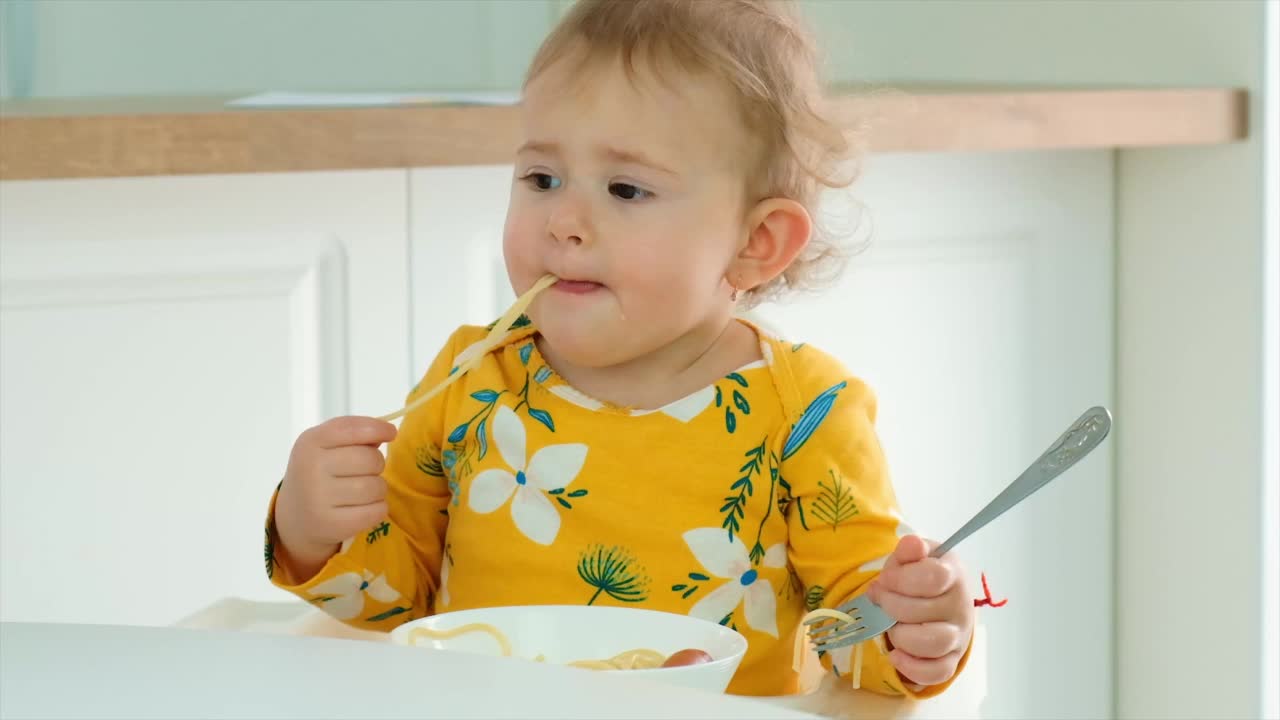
[805,405,1113,654]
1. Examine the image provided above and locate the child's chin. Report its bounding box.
[538,319,628,369]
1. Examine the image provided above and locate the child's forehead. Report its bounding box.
[520,54,755,171]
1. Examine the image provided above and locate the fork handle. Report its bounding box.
[930,406,1112,559]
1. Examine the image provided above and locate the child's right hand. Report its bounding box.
[273,417,399,581]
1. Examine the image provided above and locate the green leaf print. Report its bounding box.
[263,528,275,579]
[796,499,811,530]
[748,451,782,566]
[447,422,469,444]
[721,438,767,543]
[776,476,793,516]
[477,418,489,459]
[366,606,412,622]
[781,381,847,461]
[486,313,532,332]
[715,374,751,433]
[812,469,859,530]
[365,521,391,544]
[528,408,556,432]
[512,372,557,432]
[805,585,826,612]
[416,446,444,477]
[718,612,739,632]
[672,570,716,600]
[783,566,804,601]
[548,487,587,509]
[578,546,650,605]
[445,388,505,482]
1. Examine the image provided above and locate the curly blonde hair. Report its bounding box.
[524,0,860,305]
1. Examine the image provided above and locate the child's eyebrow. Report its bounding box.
[600,146,678,177]
[517,140,560,157]
[516,140,677,177]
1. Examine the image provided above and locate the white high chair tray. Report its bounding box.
[170,597,988,719]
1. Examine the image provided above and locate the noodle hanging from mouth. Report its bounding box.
[378,274,558,422]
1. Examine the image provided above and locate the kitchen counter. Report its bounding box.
[0,87,1246,180]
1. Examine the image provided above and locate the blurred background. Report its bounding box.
[1,2,1276,719]
[0,0,1271,96]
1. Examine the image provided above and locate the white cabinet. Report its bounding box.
[2,155,1113,718]
[0,171,410,626]
[408,166,520,372]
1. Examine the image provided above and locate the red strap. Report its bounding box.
[973,572,1007,608]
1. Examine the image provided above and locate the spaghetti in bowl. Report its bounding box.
[390,605,748,693]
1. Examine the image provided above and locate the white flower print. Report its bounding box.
[682,528,787,637]
[308,570,401,621]
[468,405,587,546]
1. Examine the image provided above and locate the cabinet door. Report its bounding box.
[0,170,410,626]
[752,150,1115,720]
[408,166,516,373]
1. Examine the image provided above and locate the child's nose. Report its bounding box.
[546,194,592,246]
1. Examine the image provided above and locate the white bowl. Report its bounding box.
[390,605,748,693]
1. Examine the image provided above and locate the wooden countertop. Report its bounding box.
[0,87,1248,181]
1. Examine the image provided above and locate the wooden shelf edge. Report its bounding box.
[0,88,1248,181]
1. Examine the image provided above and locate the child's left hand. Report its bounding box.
[867,534,974,687]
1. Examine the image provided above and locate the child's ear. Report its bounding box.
[728,198,812,294]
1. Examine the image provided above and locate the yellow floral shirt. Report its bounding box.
[265,317,964,697]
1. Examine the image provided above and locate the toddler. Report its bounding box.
[266,0,974,698]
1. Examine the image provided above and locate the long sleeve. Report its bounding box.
[779,347,968,698]
[262,330,464,631]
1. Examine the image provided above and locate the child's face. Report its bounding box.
[504,54,754,368]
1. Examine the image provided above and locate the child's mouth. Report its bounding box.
[553,279,604,295]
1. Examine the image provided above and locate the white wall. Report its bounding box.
[1263,6,1279,719]
[0,0,555,99]
[1109,6,1266,720]
[2,0,1266,99]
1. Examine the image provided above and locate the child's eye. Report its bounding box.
[609,182,653,201]
[523,173,562,191]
